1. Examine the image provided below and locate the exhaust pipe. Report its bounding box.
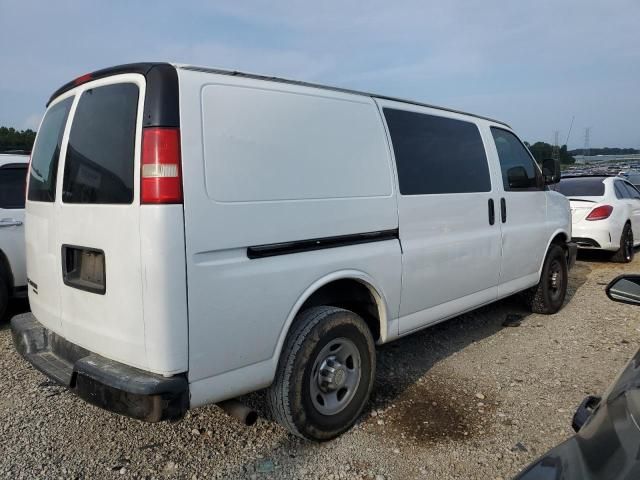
[218,399,258,426]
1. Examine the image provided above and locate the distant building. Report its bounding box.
[574,154,640,164]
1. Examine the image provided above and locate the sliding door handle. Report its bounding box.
[488,199,495,225]
[500,198,507,223]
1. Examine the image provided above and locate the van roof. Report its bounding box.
[48,62,510,128]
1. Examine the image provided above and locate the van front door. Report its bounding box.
[380,103,502,334]
[488,127,548,296]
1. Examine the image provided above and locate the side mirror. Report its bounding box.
[507,166,530,189]
[606,275,640,305]
[542,158,561,185]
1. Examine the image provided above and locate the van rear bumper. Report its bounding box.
[10,313,188,422]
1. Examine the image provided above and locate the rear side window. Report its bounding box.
[27,97,73,202]
[0,165,28,209]
[383,108,491,195]
[621,181,640,200]
[63,83,139,204]
[556,177,606,197]
[614,181,628,199]
[491,127,542,191]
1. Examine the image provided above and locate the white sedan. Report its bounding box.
[0,153,29,319]
[555,175,640,262]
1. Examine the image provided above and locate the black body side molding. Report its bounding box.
[247,229,400,259]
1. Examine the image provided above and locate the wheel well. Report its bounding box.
[0,250,13,290]
[551,233,568,247]
[298,279,381,341]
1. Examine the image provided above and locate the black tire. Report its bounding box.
[611,223,634,263]
[0,275,8,321]
[523,244,568,314]
[267,306,376,441]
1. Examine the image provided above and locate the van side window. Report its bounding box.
[0,165,28,209]
[383,108,491,195]
[27,97,73,202]
[63,83,139,204]
[490,127,543,191]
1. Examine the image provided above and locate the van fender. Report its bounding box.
[270,270,390,369]
[537,228,570,279]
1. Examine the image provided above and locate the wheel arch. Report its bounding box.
[537,229,570,277]
[272,270,390,368]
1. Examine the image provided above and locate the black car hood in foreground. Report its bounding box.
[516,348,640,480]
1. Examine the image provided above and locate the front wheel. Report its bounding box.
[267,306,375,441]
[611,223,634,263]
[524,244,568,314]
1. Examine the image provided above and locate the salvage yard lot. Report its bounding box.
[1,253,639,480]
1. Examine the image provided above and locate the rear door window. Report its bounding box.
[0,165,28,209]
[491,127,543,191]
[63,83,139,204]
[383,108,491,195]
[27,97,73,202]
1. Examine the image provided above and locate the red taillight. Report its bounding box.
[586,205,613,221]
[73,73,93,86]
[141,127,183,204]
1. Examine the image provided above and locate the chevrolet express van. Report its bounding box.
[12,63,576,441]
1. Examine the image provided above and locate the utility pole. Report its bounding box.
[552,130,560,161]
[584,127,591,158]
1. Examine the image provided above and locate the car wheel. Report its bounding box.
[0,275,8,321]
[524,244,568,314]
[611,223,634,263]
[267,306,376,441]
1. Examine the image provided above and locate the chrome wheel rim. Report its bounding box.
[624,230,634,261]
[548,259,564,301]
[310,337,361,415]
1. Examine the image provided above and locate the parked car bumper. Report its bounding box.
[572,224,617,251]
[10,313,188,422]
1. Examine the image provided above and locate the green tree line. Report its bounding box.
[524,141,575,165]
[0,127,36,153]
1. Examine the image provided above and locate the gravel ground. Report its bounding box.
[1,251,639,480]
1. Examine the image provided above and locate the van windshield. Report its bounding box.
[62,83,139,204]
[27,97,73,202]
[556,177,606,197]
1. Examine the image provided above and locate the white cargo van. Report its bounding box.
[12,63,576,441]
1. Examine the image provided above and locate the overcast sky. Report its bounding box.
[1,0,638,148]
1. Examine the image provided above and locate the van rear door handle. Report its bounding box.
[0,218,23,227]
[488,199,495,225]
[500,198,507,223]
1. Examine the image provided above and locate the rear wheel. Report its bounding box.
[524,244,568,314]
[267,306,375,441]
[0,275,8,321]
[611,223,634,263]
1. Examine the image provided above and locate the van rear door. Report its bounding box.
[56,76,148,369]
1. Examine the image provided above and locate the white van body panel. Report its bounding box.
[177,69,401,391]
[374,99,503,334]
